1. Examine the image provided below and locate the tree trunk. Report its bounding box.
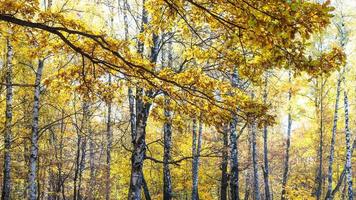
[1,38,13,200]
[230,67,240,200]
[251,122,261,200]
[244,127,252,200]
[262,76,271,200]
[73,133,81,200]
[162,37,173,200]
[192,119,198,200]
[73,121,82,200]
[192,118,203,200]
[48,128,60,200]
[315,76,325,200]
[325,72,342,200]
[230,118,239,200]
[128,88,151,200]
[343,91,353,200]
[221,125,229,200]
[78,126,87,200]
[28,59,45,200]
[105,75,113,200]
[142,175,152,200]
[128,0,159,196]
[88,107,95,200]
[57,119,66,200]
[73,120,87,200]
[331,137,356,197]
[128,1,150,198]
[163,95,173,200]
[281,72,292,200]
[243,171,251,200]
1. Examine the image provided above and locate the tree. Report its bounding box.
[262,74,271,200]
[192,117,203,200]
[343,90,353,199]
[281,71,292,200]
[0,0,350,200]
[28,60,44,200]
[1,37,14,200]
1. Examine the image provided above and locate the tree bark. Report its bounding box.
[343,91,353,200]
[73,119,87,200]
[230,67,240,200]
[192,118,203,200]
[163,39,173,200]
[230,118,239,200]
[128,0,147,196]
[48,128,61,200]
[251,122,261,200]
[281,72,292,200]
[220,125,229,200]
[88,106,95,200]
[243,172,251,200]
[128,87,151,200]
[315,76,325,200]
[73,132,81,200]
[163,96,173,200]
[28,60,45,200]
[128,0,159,197]
[262,76,271,200]
[105,74,113,200]
[78,113,88,200]
[325,72,342,200]
[331,137,355,197]
[1,38,13,200]
[142,175,152,200]
[244,127,253,200]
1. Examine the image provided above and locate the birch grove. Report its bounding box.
[0,0,355,200]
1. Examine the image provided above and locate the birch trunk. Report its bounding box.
[343,91,354,200]
[281,72,292,200]
[78,127,87,200]
[48,128,59,200]
[163,39,173,200]
[105,75,113,200]
[230,118,240,200]
[262,76,271,200]
[192,118,203,200]
[28,60,45,200]
[88,107,95,200]
[128,2,146,198]
[163,96,173,200]
[1,38,13,200]
[128,0,159,197]
[220,125,229,200]
[325,72,342,200]
[315,76,325,200]
[192,119,198,200]
[57,112,66,200]
[244,125,253,200]
[230,67,240,200]
[331,137,355,197]
[142,175,152,200]
[73,136,80,200]
[251,122,261,200]
[128,87,151,200]
[73,127,84,200]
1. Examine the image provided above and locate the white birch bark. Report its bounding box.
[1,38,13,200]
[281,71,292,200]
[192,117,203,200]
[326,71,342,200]
[343,91,353,200]
[28,60,45,200]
